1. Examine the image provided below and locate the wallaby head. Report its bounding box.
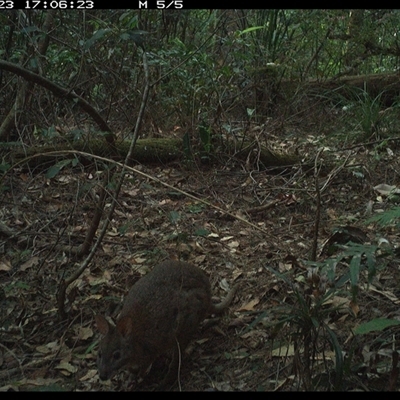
[95,314,140,381]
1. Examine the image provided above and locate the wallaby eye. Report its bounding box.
[113,351,121,361]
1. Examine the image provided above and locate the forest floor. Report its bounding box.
[1,105,400,391]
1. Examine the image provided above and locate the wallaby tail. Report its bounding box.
[211,283,238,314]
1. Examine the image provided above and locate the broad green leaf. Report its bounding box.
[83,29,111,50]
[239,26,265,35]
[45,159,72,179]
[169,211,180,224]
[349,254,361,287]
[46,165,61,179]
[194,228,210,237]
[354,318,400,335]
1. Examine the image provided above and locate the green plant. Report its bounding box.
[263,238,386,390]
[265,265,345,390]
[366,206,400,228]
[323,85,400,145]
[340,86,389,142]
[355,87,383,139]
[198,122,212,163]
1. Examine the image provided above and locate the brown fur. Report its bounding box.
[95,260,237,384]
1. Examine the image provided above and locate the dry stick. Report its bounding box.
[319,151,351,194]
[310,150,352,261]
[175,338,182,392]
[311,148,324,262]
[246,199,280,215]
[56,49,150,320]
[78,180,107,256]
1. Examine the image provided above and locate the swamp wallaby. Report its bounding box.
[95,260,237,384]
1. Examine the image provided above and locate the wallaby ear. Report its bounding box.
[95,315,111,335]
[117,315,132,337]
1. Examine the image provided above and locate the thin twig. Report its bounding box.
[311,148,324,261]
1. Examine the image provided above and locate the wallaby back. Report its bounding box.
[95,260,236,383]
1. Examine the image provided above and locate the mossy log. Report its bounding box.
[225,142,300,167]
[10,138,299,169]
[11,138,182,168]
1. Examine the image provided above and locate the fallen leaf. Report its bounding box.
[194,255,206,263]
[79,369,98,381]
[221,236,234,242]
[272,344,296,357]
[55,362,78,374]
[237,298,260,311]
[36,341,59,354]
[75,326,93,341]
[350,300,359,316]
[373,183,400,196]
[323,295,350,312]
[20,256,39,271]
[207,233,219,238]
[0,260,11,271]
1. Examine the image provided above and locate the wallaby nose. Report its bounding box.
[99,373,109,381]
